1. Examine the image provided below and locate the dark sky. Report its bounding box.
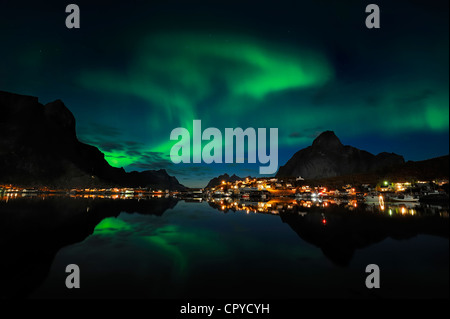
[1,0,448,187]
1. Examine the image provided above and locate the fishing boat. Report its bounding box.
[390,194,419,202]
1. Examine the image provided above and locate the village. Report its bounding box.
[1,175,448,204]
[201,176,448,202]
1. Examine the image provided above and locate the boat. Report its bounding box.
[390,194,419,202]
[364,193,381,202]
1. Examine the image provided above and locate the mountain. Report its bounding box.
[387,155,449,181]
[0,91,185,190]
[205,173,246,189]
[276,131,405,179]
[125,169,185,190]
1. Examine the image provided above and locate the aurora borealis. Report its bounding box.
[1,0,448,187]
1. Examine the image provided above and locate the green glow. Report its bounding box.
[77,31,448,173]
[102,150,141,168]
[143,224,229,279]
[143,33,333,100]
[424,94,449,131]
[78,32,333,161]
[144,232,187,279]
[94,217,132,235]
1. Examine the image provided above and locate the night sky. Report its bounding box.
[1,0,448,187]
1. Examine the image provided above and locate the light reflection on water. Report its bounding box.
[0,196,448,299]
[206,196,448,218]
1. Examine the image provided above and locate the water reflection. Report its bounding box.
[207,196,448,217]
[0,197,178,298]
[0,195,448,299]
[207,197,448,266]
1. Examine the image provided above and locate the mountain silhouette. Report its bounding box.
[0,91,185,189]
[205,173,247,189]
[276,131,405,179]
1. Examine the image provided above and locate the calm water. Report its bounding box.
[0,196,448,299]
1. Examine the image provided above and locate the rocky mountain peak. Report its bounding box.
[311,131,343,150]
[276,130,405,179]
[0,90,185,190]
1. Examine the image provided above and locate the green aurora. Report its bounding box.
[1,0,448,187]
